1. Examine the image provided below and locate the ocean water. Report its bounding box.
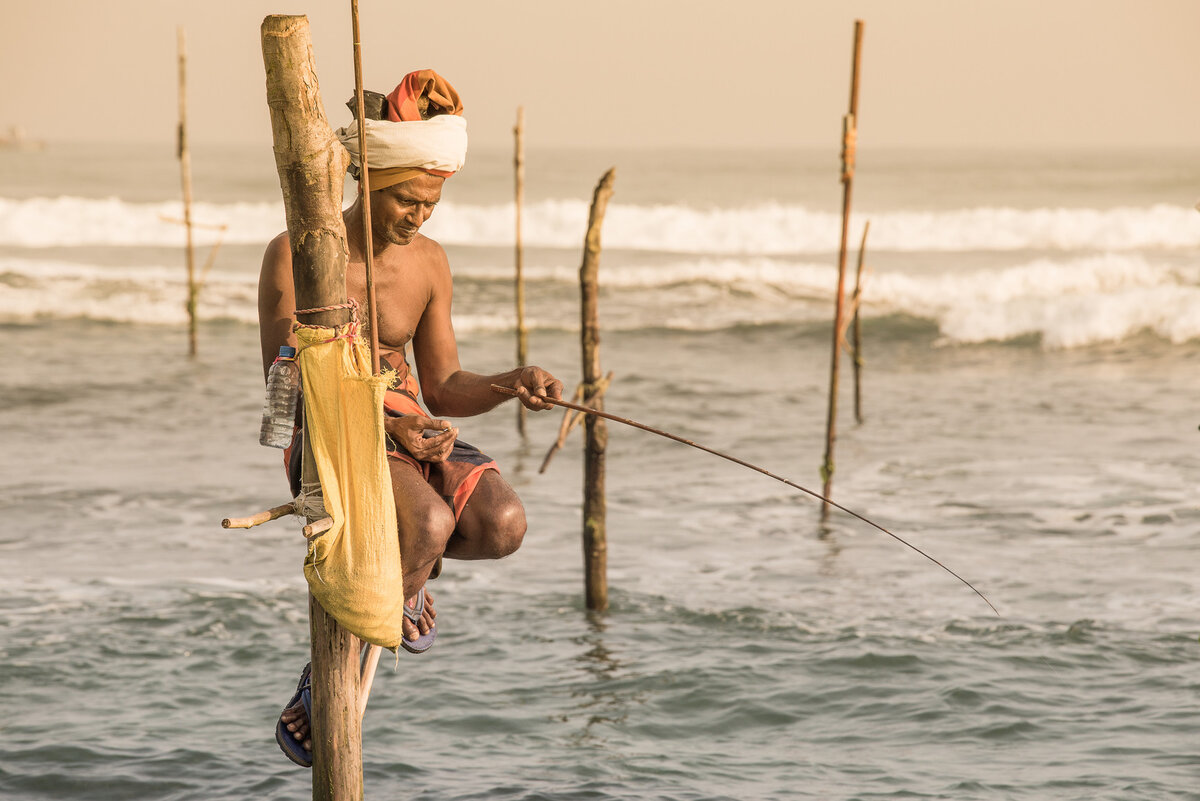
[2,142,1199,800]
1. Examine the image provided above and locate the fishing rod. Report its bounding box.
[492,384,998,616]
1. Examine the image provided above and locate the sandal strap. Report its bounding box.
[403,587,426,622]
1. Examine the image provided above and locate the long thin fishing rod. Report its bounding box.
[351,0,380,374]
[351,0,383,718]
[493,384,998,615]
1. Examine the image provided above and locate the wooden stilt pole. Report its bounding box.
[514,106,528,436]
[261,16,361,801]
[851,220,870,425]
[580,168,616,612]
[821,20,864,522]
[176,27,198,358]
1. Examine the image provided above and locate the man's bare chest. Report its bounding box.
[344,258,431,350]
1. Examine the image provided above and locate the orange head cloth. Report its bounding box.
[365,70,465,191]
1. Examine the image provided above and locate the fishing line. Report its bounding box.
[494,384,999,616]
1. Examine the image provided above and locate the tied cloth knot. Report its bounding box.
[336,69,468,191]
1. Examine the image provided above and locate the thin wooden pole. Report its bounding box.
[350,0,380,375]
[821,19,864,522]
[852,220,870,424]
[261,15,361,801]
[580,168,616,612]
[176,27,198,358]
[514,107,529,436]
[349,0,385,724]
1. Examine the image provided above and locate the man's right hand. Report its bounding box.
[384,414,457,462]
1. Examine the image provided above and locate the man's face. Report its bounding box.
[370,173,445,246]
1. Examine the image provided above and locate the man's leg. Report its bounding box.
[445,471,527,560]
[280,459,455,752]
[390,459,456,639]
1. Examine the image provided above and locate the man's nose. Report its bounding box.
[405,204,432,226]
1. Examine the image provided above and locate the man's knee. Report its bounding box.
[403,501,456,547]
[492,500,527,557]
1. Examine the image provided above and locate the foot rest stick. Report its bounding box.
[303,517,334,539]
[221,502,297,529]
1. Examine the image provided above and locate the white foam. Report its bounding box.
[0,258,262,325]
[0,197,282,248]
[3,252,1197,348]
[868,254,1200,347]
[2,195,1198,254]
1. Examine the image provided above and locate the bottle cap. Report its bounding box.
[278,346,297,359]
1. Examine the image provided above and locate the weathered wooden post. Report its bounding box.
[851,220,870,424]
[580,169,615,611]
[261,15,362,800]
[176,26,198,358]
[821,19,864,522]
[514,106,529,436]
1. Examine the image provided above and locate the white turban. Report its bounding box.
[336,115,468,190]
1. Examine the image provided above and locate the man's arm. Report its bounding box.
[411,243,562,417]
[258,232,298,380]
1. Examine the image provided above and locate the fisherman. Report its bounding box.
[258,69,563,766]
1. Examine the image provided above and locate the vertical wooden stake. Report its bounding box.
[261,15,361,801]
[852,220,870,424]
[821,19,864,522]
[580,168,616,612]
[514,106,529,436]
[176,27,198,358]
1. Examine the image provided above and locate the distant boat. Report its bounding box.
[0,126,46,152]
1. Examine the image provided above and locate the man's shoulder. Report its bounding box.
[411,232,446,254]
[260,231,292,278]
[265,231,291,258]
[407,233,450,269]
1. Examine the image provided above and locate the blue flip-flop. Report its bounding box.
[401,586,437,654]
[275,662,313,768]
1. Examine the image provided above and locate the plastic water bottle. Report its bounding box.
[259,346,300,448]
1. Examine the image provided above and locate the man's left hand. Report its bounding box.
[513,366,563,411]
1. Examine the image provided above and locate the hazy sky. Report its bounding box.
[3,0,1198,151]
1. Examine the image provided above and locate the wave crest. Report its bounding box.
[2,196,1197,253]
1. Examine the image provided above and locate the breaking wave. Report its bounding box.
[4,252,1198,349]
[1,196,1197,254]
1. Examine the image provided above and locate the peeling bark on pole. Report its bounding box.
[580,168,615,612]
[262,15,351,331]
[261,15,360,801]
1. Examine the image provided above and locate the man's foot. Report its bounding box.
[275,663,312,768]
[401,586,437,653]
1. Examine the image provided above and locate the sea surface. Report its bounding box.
[1,142,1199,800]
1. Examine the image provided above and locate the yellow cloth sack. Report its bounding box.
[295,323,405,649]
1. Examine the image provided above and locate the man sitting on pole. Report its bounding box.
[258,69,563,766]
